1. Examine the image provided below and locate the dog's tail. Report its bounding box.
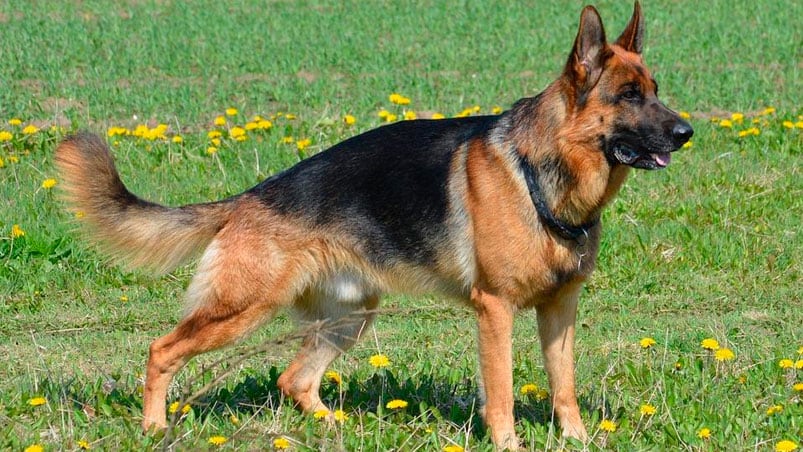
[55,132,235,274]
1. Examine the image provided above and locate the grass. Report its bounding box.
[1,0,801,450]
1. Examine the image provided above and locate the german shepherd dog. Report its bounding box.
[55,2,691,448]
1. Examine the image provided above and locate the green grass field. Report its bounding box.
[1,1,801,450]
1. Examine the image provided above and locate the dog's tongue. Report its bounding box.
[652,152,671,167]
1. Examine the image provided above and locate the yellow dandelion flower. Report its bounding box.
[492,106,503,115]
[766,404,783,415]
[599,419,617,432]
[795,360,803,369]
[796,121,803,129]
[28,396,46,406]
[697,427,711,439]
[333,409,348,422]
[385,114,398,122]
[172,135,183,144]
[640,337,656,348]
[229,126,246,139]
[0,156,4,168]
[343,114,356,125]
[313,409,329,419]
[369,354,390,368]
[0,130,12,141]
[9,118,22,126]
[640,404,657,416]
[762,107,775,115]
[119,295,128,302]
[324,370,342,385]
[682,140,693,149]
[731,112,744,123]
[11,224,25,238]
[719,119,732,128]
[472,105,481,113]
[782,121,794,129]
[535,389,549,401]
[168,401,190,414]
[386,399,408,409]
[22,125,39,135]
[273,437,291,449]
[77,439,91,450]
[520,383,538,395]
[701,338,720,350]
[211,138,221,146]
[257,119,273,130]
[24,445,43,452]
[285,113,297,120]
[715,348,735,361]
[679,111,691,119]
[779,359,794,369]
[208,130,223,139]
[213,116,226,126]
[431,113,445,120]
[403,110,417,120]
[377,109,391,119]
[206,147,218,155]
[107,126,128,137]
[793,382,803,392]
[208,435,227,446]
[245,121,259,131]
[389,93,411,105]
[41,178,57,189]
[296,138,312,151]
[442,445,464,452]
[230,414,239,425]
[775,440,798,452]
[225,108,238,116]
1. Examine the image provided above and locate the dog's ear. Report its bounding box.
[565,6,609,99]
[615,1,644,53]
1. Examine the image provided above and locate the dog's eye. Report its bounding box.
[620,87,643,102]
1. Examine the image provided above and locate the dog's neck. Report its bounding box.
[506,85,631,230]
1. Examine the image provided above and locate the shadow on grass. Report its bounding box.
[192,367,575,437]
[26,369,604,445]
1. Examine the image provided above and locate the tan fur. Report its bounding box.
[55,133,234,274]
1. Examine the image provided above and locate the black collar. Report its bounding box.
[516,152,599,242]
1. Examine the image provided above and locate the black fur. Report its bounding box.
[253,116,497,266]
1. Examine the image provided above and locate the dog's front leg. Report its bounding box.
[472,287,519,450]
[536,284,588,442]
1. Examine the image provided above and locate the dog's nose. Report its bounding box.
[672,121,693,145]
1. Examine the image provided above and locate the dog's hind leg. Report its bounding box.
[142,302,278,431]
[141,232,297,431]
[278,287,379,414]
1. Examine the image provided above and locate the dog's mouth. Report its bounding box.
[611,143,672,170]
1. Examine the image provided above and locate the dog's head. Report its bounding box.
[563,2,692,170]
